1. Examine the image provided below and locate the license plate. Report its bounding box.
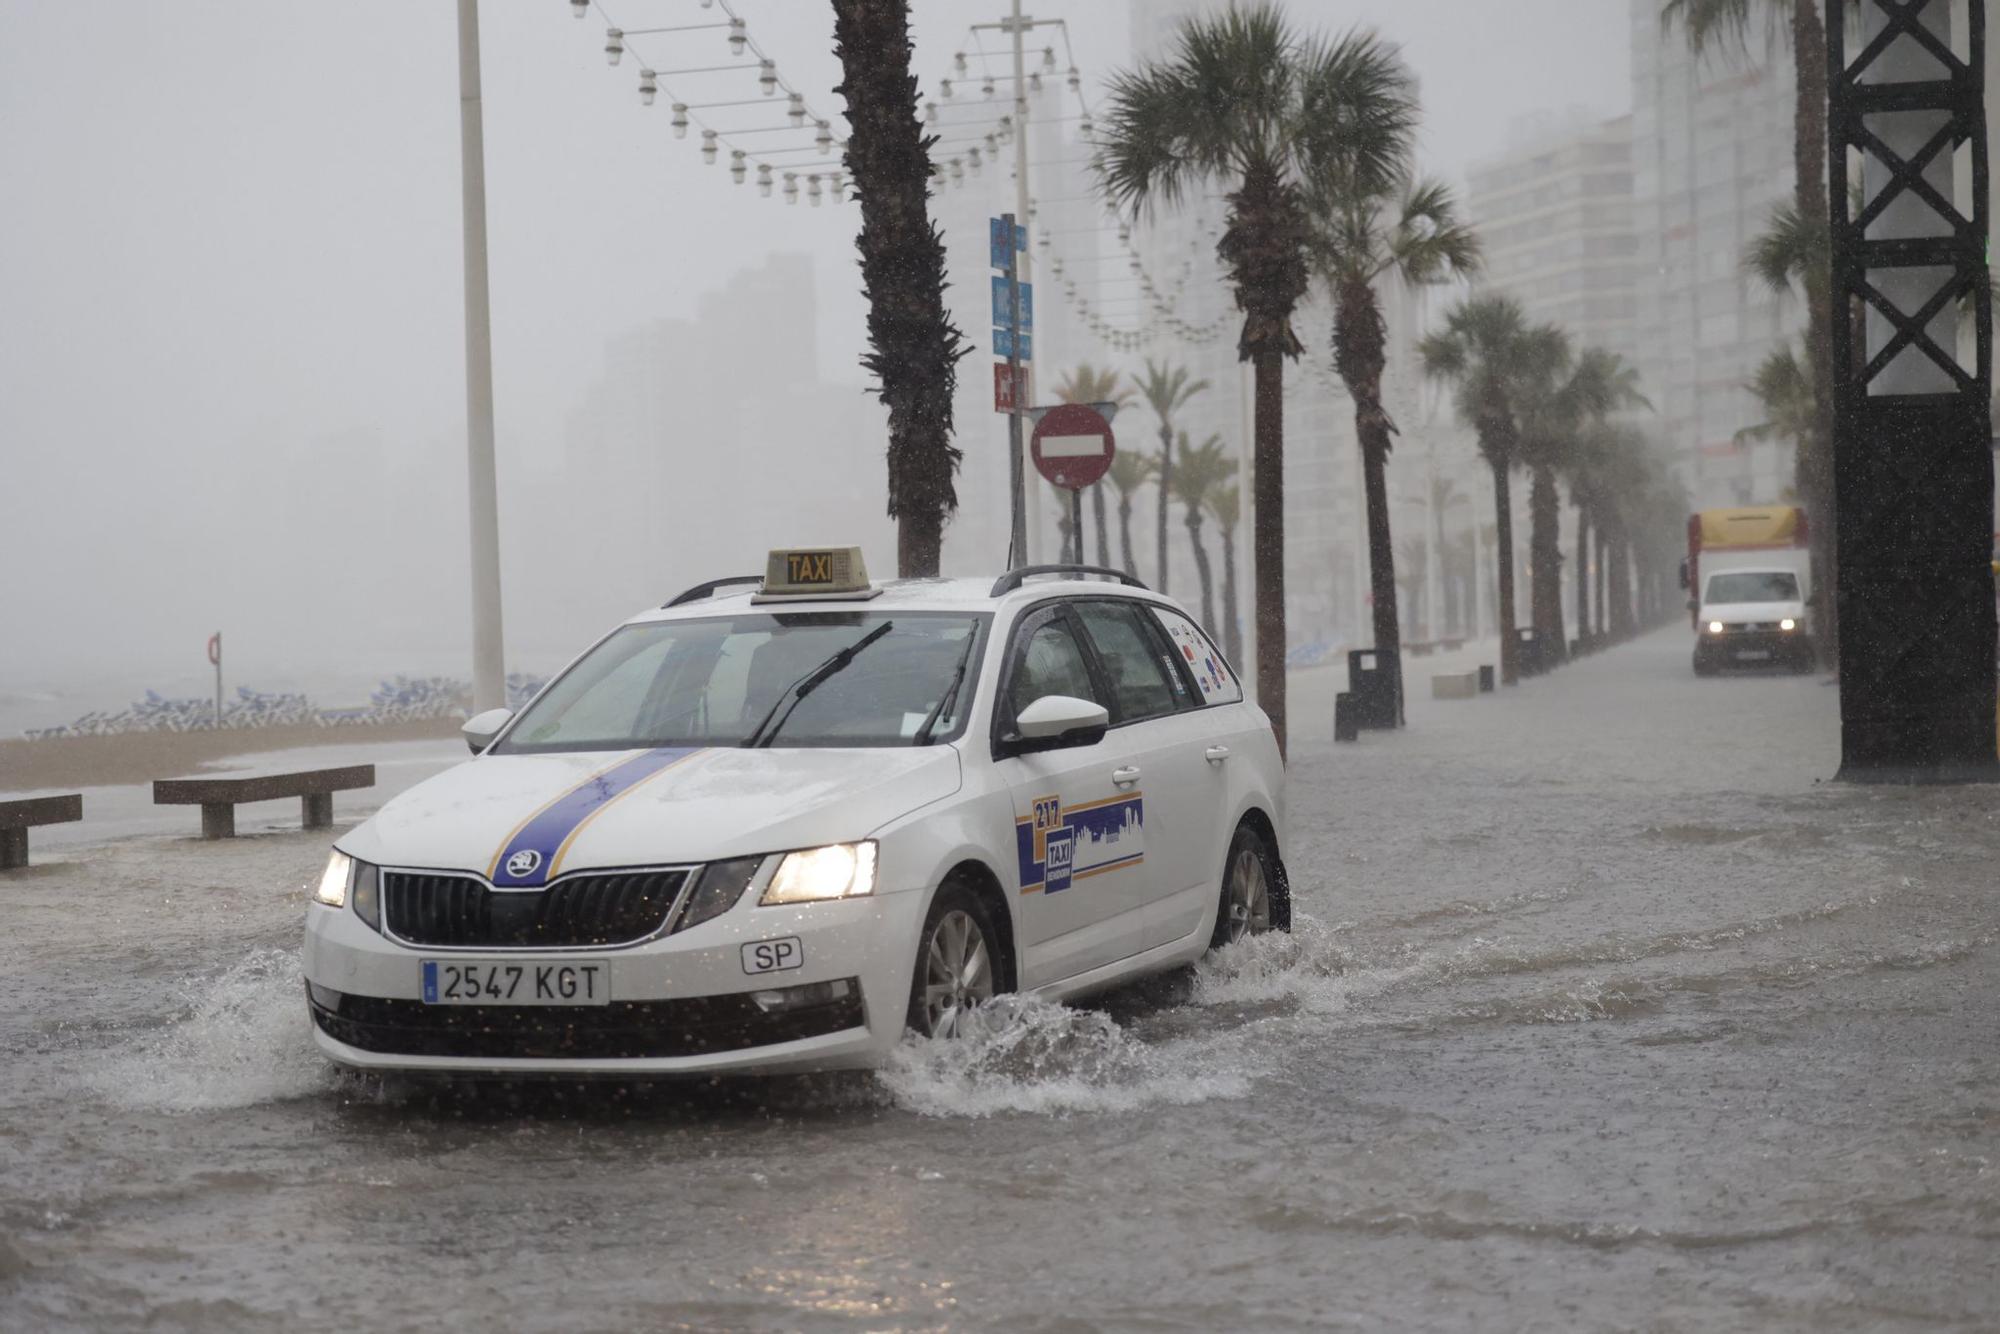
[1737,649,1772,661]
[421,959,610,1006]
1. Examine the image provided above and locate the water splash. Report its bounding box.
[89,948,333,1111]
[877,994,1251,1118]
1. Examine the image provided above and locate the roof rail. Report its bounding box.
[662,575,762,608]
[989,564,1150,598]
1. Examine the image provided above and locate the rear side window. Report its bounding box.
[1073,600,1189,722]
[1149,607,1242,705]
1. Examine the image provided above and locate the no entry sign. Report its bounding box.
[1031,403,1116,490]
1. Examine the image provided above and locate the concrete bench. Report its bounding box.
[1,794,83,869]
[1431,671,1480,701]
[153,765,374,839]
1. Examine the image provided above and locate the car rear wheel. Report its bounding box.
[907,883,1000,1038]
[1211,823,1278,949]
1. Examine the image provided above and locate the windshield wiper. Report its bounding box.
[912,632,979,746]
[741,622,894,748]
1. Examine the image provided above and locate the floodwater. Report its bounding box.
[3,627,1996,1331]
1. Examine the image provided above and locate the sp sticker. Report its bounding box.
[741,937,804,975]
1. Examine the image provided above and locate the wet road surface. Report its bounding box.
[3,626,1996,1331]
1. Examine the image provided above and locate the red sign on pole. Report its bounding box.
[1030,403,1115,490]
[993,361,1029,413]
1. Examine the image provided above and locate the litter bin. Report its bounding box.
[1347,648,1404,729]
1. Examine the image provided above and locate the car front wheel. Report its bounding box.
[1211,823,1280,948]
[906,883,1001,1038]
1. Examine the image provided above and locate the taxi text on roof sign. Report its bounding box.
[760,546,874,598]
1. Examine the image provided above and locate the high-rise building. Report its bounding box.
[1466,113,1639,373]
[1628,0,1803,507]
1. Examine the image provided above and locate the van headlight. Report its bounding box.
[762,842,877,905]
[1707,620,1725,635]
[1780,618,1797,631]
[314,851,352,907]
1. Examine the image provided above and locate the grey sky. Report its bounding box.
[0,0,1629,706]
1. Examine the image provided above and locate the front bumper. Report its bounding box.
[302,886,926,1076]
[1695,630,1813,668]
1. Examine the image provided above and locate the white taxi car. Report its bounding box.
[304,549,1288,1076]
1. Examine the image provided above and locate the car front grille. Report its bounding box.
[308,985,865,1061]
[382,869,688,948]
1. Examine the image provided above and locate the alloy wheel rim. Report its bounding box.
[1223,847,1270,944]
[923,909,994,1037]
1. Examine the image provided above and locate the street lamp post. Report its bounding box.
[456,0,506,714]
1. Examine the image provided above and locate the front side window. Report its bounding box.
[1705,571,1800,604]
[1073,600,1188,722]
[1003,611,1104,726]
[496,611,986,752]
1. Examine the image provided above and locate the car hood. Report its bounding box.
[340,745,962,883]
[1702,599,1805,622]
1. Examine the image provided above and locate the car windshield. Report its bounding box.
[1706,571,1800,604]
[494,611,986,753]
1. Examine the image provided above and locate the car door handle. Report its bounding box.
[1111,766,1142,787]
[1204,745,1231,764]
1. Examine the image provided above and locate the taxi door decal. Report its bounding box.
[1014,791,1144,894]
[487,747,705,887]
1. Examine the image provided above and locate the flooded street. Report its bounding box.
[4,627,1996,1332]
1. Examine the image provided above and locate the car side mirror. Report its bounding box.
[462,707,513,754]
[1003,694,1110,756]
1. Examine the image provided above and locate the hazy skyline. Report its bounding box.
[0,0,1630,710]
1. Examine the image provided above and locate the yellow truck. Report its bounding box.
[1681,506,1814,675]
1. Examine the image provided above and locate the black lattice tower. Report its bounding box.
[1827,0,1994,781]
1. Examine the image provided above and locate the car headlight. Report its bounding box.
[314,850,352,907]
[1707,620,1725,634]
[762,842,877,905]
[673,855,764,933]
[1780,617,1796,631]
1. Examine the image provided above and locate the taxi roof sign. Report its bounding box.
[755,546,882,602]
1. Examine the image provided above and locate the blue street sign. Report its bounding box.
[990,276,1033,332]
[993,325,1033,361]
[989,216,1027,270]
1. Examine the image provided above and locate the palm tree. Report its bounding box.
[831,0,968,576]
[1106,449,1150,579]
[1128,360,1208,593]
[1419,295,1543,685]
[1170,433,1236,634]
[1662,0,1831,609]
[1054,362,1133,568]
[1739,342,1817,457]
[1100,4,1416,755]
[1209,482,1245,666]
[1514,339,1648,659]
[1315,172,1481,660]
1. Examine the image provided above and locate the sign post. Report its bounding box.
[207,632,223,729]
[992,214,1031,567]
[1030,402,1117,564]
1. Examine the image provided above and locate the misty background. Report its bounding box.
[0,0,1627,730]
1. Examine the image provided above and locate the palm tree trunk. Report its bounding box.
[832,0,965,577]
[1492,458,1519,685]
[1219,525,1242,666]
[1337,286,1400,656]
[1092,484,1111,568]
[1154,423,1173,594]
[1253,349,1287,755]
[1595,526,1610,639]
[1791,0,1836,668]
[1609,530,1633,637]
[1117,494,1137,579]
[1574,500,1592,644]
[1187,508,1216,633]
[1528,464,1566,659]
[1361,439,1398,652]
